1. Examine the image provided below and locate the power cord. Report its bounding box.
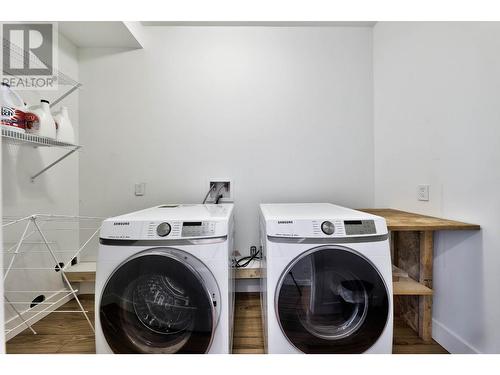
[214,184,226,204]
[202,184,216,204]
[234,246,262,268]
[202,183,226,204]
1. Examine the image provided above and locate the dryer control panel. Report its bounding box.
[265,218,386,238]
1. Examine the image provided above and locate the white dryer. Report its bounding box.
[95,204,234,354]
[260,203,393,354]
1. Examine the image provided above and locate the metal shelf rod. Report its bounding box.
[1,215,34,228]
[2,251,81,254]
[2,268,67,270]
[50,83,82,108]
[4,296,36,335]
[5,302,76,305]
[4,219,32,281]
[33,310,89,313]
[17,227,99,231]
[64,227,100,271]
[30,146,81,182]
[5,290,75,293]
[1,128,82,183]
[32,214,103,220]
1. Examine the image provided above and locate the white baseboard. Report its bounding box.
[5,292,75,341]
[432,318,481,354]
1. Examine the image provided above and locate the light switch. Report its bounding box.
[135,183,146,196]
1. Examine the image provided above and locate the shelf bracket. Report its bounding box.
[50,83,82,108]
[31,146,81,183]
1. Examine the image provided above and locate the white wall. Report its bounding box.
[78,26,374,258]
[2,32,80,335]
[373,22,500,353]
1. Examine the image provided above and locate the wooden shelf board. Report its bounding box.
[359,208,480,231]
[64,262,96,283]
[392,264,408,279]
[235,267,262,279]
[64,261,431,296]
[235,259,262,279]
[393,276,433,296]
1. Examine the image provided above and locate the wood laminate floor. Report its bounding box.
[6,293,448,354]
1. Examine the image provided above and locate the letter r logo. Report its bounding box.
[3,23,53,76]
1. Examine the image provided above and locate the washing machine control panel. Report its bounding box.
[343,220,376,235]
[137,220,222,239]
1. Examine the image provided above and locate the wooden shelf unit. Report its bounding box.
[359,208,480,231]
[360,208,479,342]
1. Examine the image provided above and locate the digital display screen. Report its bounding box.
[183,222,202,227]
[344,220,376,235]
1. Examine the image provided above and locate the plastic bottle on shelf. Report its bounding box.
[52,106,75,144]
[0,82,27,133]
[26,99,57,139]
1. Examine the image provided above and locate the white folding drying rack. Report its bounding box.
[2,214,102,337]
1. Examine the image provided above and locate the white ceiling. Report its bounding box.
[142,21,376,27]
[58,22,144,48]
[58,21,375,49]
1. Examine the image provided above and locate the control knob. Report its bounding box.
[321,221,335,235]
[156,222,171,237]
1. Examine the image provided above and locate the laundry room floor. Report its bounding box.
[5,293,448,354]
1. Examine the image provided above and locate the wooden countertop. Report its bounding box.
[359,208,480,231]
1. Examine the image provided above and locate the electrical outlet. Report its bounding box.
[208,178,233,202]
[135,182,146,196]
[417,184,430,201]
[250,246,257,256]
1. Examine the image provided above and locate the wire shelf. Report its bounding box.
[1,36,83,181]
[1,127,80,148]
[1,127,82,182]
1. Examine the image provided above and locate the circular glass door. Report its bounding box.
[100,249,216,353]
[276,246,389,353]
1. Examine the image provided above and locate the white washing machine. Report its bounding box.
[260,203,393,354]
[95,204,235,354]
